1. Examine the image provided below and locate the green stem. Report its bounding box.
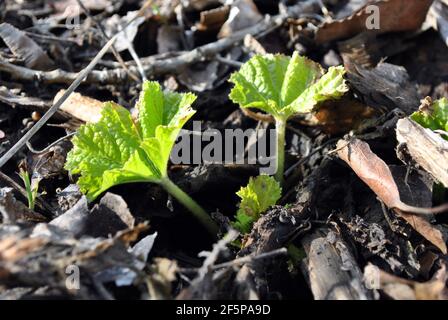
[275,118,286,186]
[20,170,35,210]
[160,178,219,236]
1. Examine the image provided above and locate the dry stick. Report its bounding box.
[26,132,76,154]
[180,247,288,273]
[0,35,119,169]
[0,2,318,84]
[211,247,287,270]
[0,1,154,168]
[117,23,147,81]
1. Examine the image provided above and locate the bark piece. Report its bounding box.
[301,229,371,300]
[345,62,420,114]
[396,118,448,188]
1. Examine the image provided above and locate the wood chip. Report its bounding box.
[53,90,104,123]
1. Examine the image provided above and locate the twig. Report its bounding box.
[197,230,239,279]
[241,108,274,123]
[0,1,320,84]
[215,55,243,68]
[284,138,338,176]
[0,35,118,169]
[212,247,287,270]
[24,31,80,44]
[180,247,288,273]
[26,132,76,154]
[117,24,147,81]
[0,4,152,169]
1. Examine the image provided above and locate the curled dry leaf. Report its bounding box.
[53,90,104,123]
[337,138,448,253]
[315,0,434,44]
[364,263,448,300]
[0,23,54,71]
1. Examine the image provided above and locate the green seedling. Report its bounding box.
[233,175,281,234]
[229,52,348,184]
[19,168,39,210]
[65,81,218,235]
[411,97,448,139]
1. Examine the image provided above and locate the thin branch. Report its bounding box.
[26,132,76,154]
[0,3,153,168]
[241,108,274,123]
[0,1,320,84]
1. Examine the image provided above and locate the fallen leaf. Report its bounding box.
[53,90,104,123]
[364,263,448,300]
[0,23,54,70]
[315,0,434,44]
[218,0,263,38]
[310,96,378,134]
[104,11,146,52]
[337,138,448,253]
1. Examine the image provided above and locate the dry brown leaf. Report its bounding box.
[315,0,433,44]
[365,263,448,300]
[311,97,378,134]
[0,23,54,71]
[337,138,448,253]
[218,0,263,38]
[54,90,104,123]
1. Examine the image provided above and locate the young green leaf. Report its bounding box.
[228,52,348,184]
[229,52,348,120]
[65,81,196,201]
[233,175,281,234]
[411,97,448,139]
[65,81,218,235]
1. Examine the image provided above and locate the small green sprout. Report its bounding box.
[65,81,218,235]
[229,52,348,184]
[233,175,281,234]
[411,97,448,139]
[19,169,39,210]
